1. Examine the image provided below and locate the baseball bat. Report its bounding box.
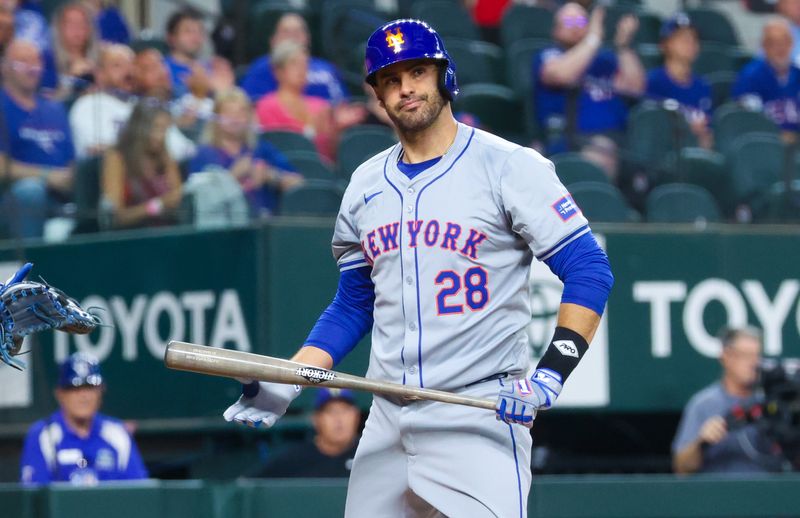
[164,341,496,411]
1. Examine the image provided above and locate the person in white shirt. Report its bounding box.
[69,44,196,162]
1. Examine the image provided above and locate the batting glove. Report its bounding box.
[223,379,301,428]
[495,369,563,428]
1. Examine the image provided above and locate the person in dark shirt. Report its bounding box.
[256,388,361,478]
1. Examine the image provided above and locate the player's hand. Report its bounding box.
[495,369,563,428]
[698,415,728,446]
[223,380,301,428]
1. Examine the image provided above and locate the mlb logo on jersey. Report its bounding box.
[551,195,579,222]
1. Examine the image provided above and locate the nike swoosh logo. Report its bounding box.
[364,191,383,204]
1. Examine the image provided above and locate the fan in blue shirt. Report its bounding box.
[20,353,148,485]
[733,18,800,135]
[645,13,712,148]
[0,39,75,238]
[239,12,348,104]
[534,3,645,154]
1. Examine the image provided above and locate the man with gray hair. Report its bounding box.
[672,327,782,474]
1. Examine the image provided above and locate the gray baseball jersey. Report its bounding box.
[333,123,590,516]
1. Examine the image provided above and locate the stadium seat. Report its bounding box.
[658,147,726,203]
[727,133,786,210]
[706,71,736,109]
[645,183,721,223]
[280,180,344,216]
[604,6,661,46]
[686,7,739,46]
[284,151,336,180]
[500,5,554,50]
[625,101,697,169]
[446,39,504,86]
[636,44,663,70]
[569,181,639,223]
[261,130,318,156]
[73,156,103,234]
[750,179,800,223]
[320,0,386,64]
[453,83,526,143]
[337,125,398,178]
[551,153,610,186]
[693,45,738,76]
[505,38,551,98]
[410,1,481,40]
[712,103,780,155]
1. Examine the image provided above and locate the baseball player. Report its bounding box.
[225,19,613,517]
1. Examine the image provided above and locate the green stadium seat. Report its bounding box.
[73,156,103,234]
[551,153,610,186]
[727,133,786,210]
[625,101,697,169]
[280,180,344,216]
[411,1,481,40]
[500,5,554,50]
[505,38,551,98]
[645,183,721,223]
[130,38,169,55]
[320,1,385,64]
[750,180,800,223]
[261,130,318,156]
[604,6,661,46]
[706,71,736,109]
[636,44,663,70]
[686,7,739,46]
[337,125,398,178]
[569,181,639,223]
[284,151,335,180]
[712,103,780,155]
[693,45,737,76]
[446,39,504,86]
[453,83,525,143]
[658,147,726,205]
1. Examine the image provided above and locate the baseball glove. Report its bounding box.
[0,263,100,370]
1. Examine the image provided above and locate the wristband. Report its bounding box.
[145,197,164,216]
[534,327,589,383]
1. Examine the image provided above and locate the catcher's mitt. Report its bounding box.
[0,263,100,370]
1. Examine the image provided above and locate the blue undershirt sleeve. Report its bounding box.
[543,231,614,315]
[304,266,375,365]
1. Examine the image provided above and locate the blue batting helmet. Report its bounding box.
[364,19,459,100]
[58,352,104,388]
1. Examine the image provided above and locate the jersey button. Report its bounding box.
[407,187,414,194]
[408,365,416,374]
[405,276,413,285]
[409,322,417,331]
[406,205,413,213]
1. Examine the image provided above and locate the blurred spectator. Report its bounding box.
[581,134,619,182]
[355,81,394,130]
[72,45,196,162]
[646,13,713,149]
[190,87,303,217]
[464,0,511,44]
[733,17,800,143]
[672,327,782,474]
[256,41,337,161]
[132,47,172,101]
[51,2,99,100]
[777,0,800,66]
[534,3,645,154]
[164,5,234,99]
[80,0,130,44]
[20,352,148,485]
[5,0,57,90]
[101,101,183,228]
[255,389,361,478]
[0,39,74,239]
[0,2,14,62]
[240,12,348,105]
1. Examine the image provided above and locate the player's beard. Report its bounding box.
[388,89,447,134]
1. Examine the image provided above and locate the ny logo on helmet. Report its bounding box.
[385,28,404,52]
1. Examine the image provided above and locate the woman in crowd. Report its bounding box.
[102,101,183,228]
[191,87,303,217]
[255,40,337,161]
[51,1,99,99]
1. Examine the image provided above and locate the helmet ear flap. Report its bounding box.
[438,62,457,102]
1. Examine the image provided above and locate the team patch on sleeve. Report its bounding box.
[551,195,580,222]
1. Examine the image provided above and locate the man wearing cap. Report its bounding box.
[645,12,713,149]
[255,388,361,478]
[19,352,148,485]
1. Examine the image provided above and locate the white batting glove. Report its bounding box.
[495,369,563,428]
[223,379,301,428]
